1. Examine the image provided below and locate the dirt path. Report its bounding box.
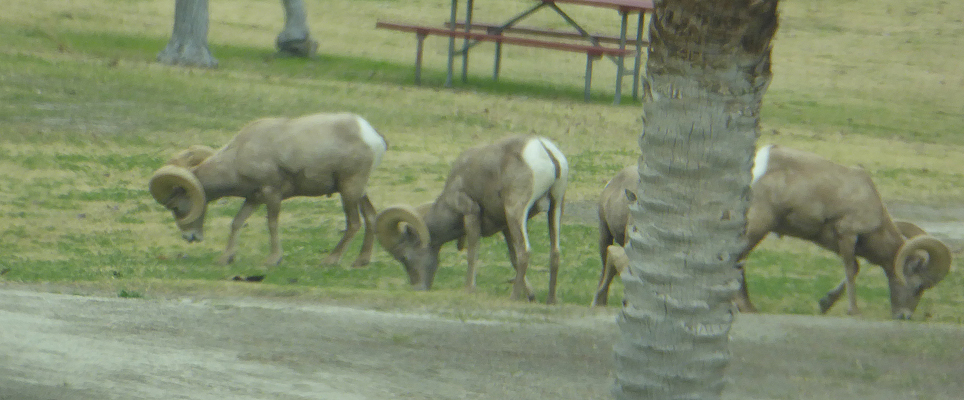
[2,286,962,400]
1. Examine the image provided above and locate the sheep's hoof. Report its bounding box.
[349,260,370,269]
[817,297,833,314]
[545,296,556,305]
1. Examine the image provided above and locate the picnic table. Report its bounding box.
[377,0,654,103]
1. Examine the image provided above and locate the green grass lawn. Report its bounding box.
[1,0,962,322]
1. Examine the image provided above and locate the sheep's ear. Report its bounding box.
[162,186,187,209]
[894,220,927,238]
[403,225,421,244]
[166,145,216,168]
[624,189,638,203]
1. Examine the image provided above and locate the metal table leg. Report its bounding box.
[614,11,629,105]
[446,0,458,87]
[461,0,474,83]
[632,11,645,100]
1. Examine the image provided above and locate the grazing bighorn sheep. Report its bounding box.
[375,135,568,303]
[592,146,952,320]
[591,165,637,307]
[149,112,388,268]
[737,145,952,319]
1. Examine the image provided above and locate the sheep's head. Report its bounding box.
[889,221,952,320]
[149,165,208,243]
[375,205,435,290]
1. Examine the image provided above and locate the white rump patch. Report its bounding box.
[520,138,568,251]
[751,144,773,184]
[356,116,388,167]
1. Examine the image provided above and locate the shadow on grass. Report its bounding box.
[56,29,640,106]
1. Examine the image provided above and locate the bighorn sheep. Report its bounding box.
[592,146,952,320]
[591,165,637,307]
[375,135,568,303]
[738,145,951,319]
[149,112,388,268]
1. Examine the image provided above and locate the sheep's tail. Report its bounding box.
[356,116,388,168]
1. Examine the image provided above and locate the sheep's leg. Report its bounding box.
[592,220,616,307]
[732,263,758,313]
[545,198,562,305]
[502,228,534,300]
[819,258,862,314]
[592,263,618,307]
[732,210,772,313]
[818,278,847,314]
[263,191,284,266]
[600,245,632,306]
[323,193,362,266]
[837,235,861,315]
[593,246,623,307]
[504,212,534,302]
[463,214,481,292]
[220,199,260,265]
[503,229,519,265]
[350,194,377,269]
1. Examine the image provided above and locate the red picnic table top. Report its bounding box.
[439,0,655,102]
[539,0,654,13]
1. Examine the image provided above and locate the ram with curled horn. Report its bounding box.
[591,146,952,320]
[736,145,952,320]
[149,112,388,268]
[375,135,568,304]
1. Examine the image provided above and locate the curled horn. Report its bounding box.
[414,201,466,249]
[148,165,206,224]
[375,205,430,251]
[894,235,952,289]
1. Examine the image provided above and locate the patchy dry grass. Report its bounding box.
[0,0,962,322]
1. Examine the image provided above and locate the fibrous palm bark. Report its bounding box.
[276,0,318,57]
[157,0,217,68]
[614,1,779,399]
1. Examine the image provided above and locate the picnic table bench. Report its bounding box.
[444,21,647,47]
[376,20,635,102]
[376,0,653,103]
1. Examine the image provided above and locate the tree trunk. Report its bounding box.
[276,0,318,57]
[157,0,218,68]
[613,1,779,399]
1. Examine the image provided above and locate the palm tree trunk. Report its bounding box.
[158,0,316,68]
[276,0,318,57]
[157,0,218,68]
[614,1,779,399]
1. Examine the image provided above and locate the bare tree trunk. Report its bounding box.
[157,0,218,68]
[158,0,315,68]
[276,0,318,57]
[613,1,779,399]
